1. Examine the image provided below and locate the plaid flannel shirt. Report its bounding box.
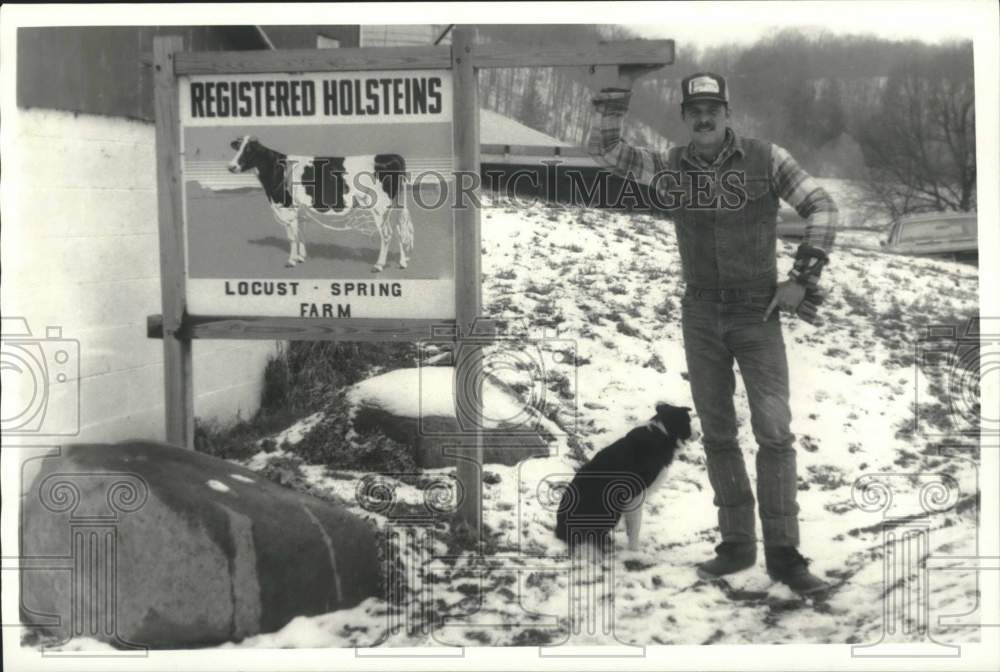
[586,89,838,256]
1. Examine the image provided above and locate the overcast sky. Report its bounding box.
[0,2,982,50]
[623,2,976,50]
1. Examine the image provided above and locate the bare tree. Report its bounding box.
[857,41,976,217]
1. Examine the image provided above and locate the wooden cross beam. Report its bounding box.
[171,39,674,75]
[152,30,674,545]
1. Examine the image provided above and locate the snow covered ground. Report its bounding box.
[41,193,981,651]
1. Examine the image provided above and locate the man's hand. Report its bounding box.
[763,280,806,321]
[795,284,828,325]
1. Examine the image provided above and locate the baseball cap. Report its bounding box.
[681,72,729,107]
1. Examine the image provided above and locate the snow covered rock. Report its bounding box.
[19,441,382,648]
[347,367,551,468]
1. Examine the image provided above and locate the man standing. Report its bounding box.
[587,67,836,594]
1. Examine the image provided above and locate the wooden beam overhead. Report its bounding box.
[172,39,674,75]
[174,45,453,74]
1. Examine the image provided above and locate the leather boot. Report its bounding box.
[765,546,830,594]
[696,541,757,579]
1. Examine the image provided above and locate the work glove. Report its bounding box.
[795,277,828,325]
[788,243,830,325]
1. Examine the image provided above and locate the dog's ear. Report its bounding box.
[655,402,693,416]
[655,404,693,438]
[230,139,241,150]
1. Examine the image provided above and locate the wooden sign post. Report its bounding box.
[450,27,485,535]
[153,36,194,450]
[150,29,673,542]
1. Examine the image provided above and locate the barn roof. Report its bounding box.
[479,109,595,167]
[479,109,566,146]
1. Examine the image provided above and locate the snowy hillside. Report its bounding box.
[47,196,980,651]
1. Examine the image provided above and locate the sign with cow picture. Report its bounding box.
[179,70,456,320]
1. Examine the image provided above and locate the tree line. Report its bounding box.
[475,25,976,215]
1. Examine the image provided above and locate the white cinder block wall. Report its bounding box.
[4,108,280,444]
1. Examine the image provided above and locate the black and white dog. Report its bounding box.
[555,403,696,551]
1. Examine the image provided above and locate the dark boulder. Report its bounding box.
[19,441,382,649]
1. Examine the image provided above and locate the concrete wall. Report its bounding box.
[17,27,266,122]
[3,107,280,444]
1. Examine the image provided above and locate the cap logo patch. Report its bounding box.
[690,76,720,94]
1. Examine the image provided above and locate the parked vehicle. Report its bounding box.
[881,211,978,263]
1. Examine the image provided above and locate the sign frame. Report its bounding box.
[157,42,465,344]
[149,30,674,535]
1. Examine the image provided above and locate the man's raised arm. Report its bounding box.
[586,67,669,188]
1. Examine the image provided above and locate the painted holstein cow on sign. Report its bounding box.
[228,135,414,271]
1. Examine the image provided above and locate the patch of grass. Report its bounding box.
[195,340,419,461]
[799,435,820,453]
[535,300,557,315]
[525,281,556,296]
[194,415,283,462]
[840,287,875,317]
[525,571,559,589]
[294,392,420,476]
[616,320,642,338]
[494,268,518,280]
[565,434,589,463]
[440,514,503,556]
[654,295,676,320]
[807,464,848,491]
[894,414,916,440]
[510,628,557,646]
[548,370,575,401]
[258,454,308,489]
[608,283,629,296]
[644,353,667,373]
[916,402,955,432]
[487,296,519,314]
